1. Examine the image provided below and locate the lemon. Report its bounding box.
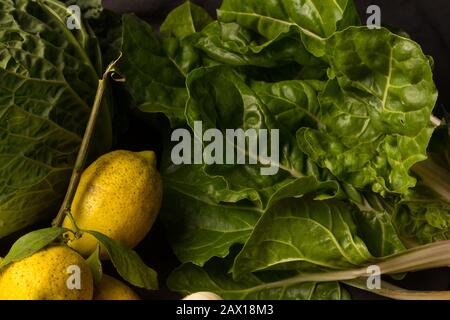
[63,150,163,257]
[0,246,93,300]
[94,274,140,300]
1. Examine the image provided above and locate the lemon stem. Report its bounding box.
[52,57,121,228]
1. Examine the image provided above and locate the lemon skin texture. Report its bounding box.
[63,150,163,257]
[0,246,93,300]
[94,274,140,300]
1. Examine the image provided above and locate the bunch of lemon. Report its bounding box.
[0,150,162,300]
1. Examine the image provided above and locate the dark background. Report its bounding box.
[1,0,449,300]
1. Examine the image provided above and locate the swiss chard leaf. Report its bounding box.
[162,187,261,266]
[160,1,213,39]
[117,14,188,127]
[349,191,406,257]
[217,0,360,57]
[168,259,350,300]
[395,187,450,245]
[118,4,215,127]
[185,66,341,210]
[160,1,213,77]
[161,160,261,266]
[297,27,438,196]
[232,197,373,278]
[195,21,324,68]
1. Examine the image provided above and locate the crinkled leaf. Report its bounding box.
[217,0,360,57]
[87,230,158,290]
[0,227,67,269]
[185,66,341,210]
[297,27,437,196]
[232,197,373,278]
[395,188,450,245]
[65,0,103,19]
[196,21,323,68]
[168,259,350,300]
[0,0,111,238]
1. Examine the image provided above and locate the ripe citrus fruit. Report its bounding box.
[63,150,163,257]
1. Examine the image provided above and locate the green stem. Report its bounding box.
[52,59,120,228]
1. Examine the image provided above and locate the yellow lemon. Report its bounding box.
[0,246,93,300]
[63,150,163,257]
[94,274,140,300]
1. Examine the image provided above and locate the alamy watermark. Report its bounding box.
[366,265,381,290]
[171,121,280,176]
[366,5,381,29]
[66,265,81,290]
[66,5,81,30]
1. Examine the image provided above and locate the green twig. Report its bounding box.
[52,57,121,228]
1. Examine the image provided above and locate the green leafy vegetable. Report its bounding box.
[217,0,360,57]
[168,259,350,300]
[185,66,341,210]
[395,189,450,245]
[232,198,373,277]
[115,0,450,301]
[0,0,112,238]
[160,1,213,39]
[297,27,437,196]
[117,14,187,127]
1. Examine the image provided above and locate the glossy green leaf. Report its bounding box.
[168,260,350,300]
[160,1,213,39]
[161,161,261,266]
[117,14,188,127]
[196,21,323,68]
[86,245,103,285]
[0,227,67,270]
[232,197,373,277]
[352,205,406,257]
[185,66,341,210]
[160,1,213,76]
[162,188,261,266]
[217,0,359,56]
[87,230,159,290]
[297,27,437,195]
